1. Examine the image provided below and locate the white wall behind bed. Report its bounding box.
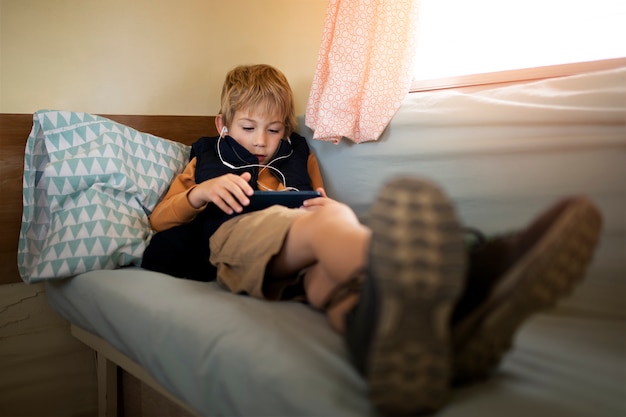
[0,0,327,115]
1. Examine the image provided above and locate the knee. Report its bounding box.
[311,202,359,227]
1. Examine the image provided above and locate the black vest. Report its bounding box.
[142,133,314,281]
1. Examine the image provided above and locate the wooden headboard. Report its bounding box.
[0,114,218,285]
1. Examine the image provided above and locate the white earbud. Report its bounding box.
[220,126,228,137]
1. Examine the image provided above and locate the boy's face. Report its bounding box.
[226,106,286,166]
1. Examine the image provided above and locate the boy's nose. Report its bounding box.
[253,133,267,147]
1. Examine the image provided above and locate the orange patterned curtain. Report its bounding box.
[306,0,419,144]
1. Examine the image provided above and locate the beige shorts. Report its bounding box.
[209,205,309,301]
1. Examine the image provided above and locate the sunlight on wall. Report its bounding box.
[413,0,626,80]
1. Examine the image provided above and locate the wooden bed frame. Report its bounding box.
[72,324,199,417]
[0,113,217,416]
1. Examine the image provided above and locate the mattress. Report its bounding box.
[45,268,624,417]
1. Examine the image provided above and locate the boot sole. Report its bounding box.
[453,197,602,384]
[366,178,466,416]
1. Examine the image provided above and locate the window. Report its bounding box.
[411,0,626,90]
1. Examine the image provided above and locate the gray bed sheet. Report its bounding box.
[46,269,374,417]
[46,268,624,417]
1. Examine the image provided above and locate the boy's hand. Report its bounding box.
[301,188,339,210]
[189,172,254,214]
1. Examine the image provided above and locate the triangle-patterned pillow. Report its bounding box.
[18,110,191,283]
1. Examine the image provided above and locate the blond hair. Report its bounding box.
[219,64,298,137]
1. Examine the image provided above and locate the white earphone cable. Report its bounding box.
[216,129,298,191]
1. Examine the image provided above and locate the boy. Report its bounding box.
[142,64,602,416]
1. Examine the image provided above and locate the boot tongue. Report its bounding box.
[451,234,518,325]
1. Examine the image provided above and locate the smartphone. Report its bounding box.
[241,190,322,213]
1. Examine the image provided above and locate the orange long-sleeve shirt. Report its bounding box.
[149,153,325,232]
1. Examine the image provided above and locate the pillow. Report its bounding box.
[18,110,191,283]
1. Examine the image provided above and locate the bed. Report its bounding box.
[2,66,625,417]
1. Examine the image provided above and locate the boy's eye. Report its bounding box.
[269,129,281,134]
[242,127,254,131]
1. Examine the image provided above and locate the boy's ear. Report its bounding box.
[215,114,225,135]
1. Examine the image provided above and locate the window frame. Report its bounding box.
[410,57,626,93]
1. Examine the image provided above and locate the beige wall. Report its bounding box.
[0,0,326,116]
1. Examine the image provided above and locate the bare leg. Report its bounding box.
[266,202,370,331]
